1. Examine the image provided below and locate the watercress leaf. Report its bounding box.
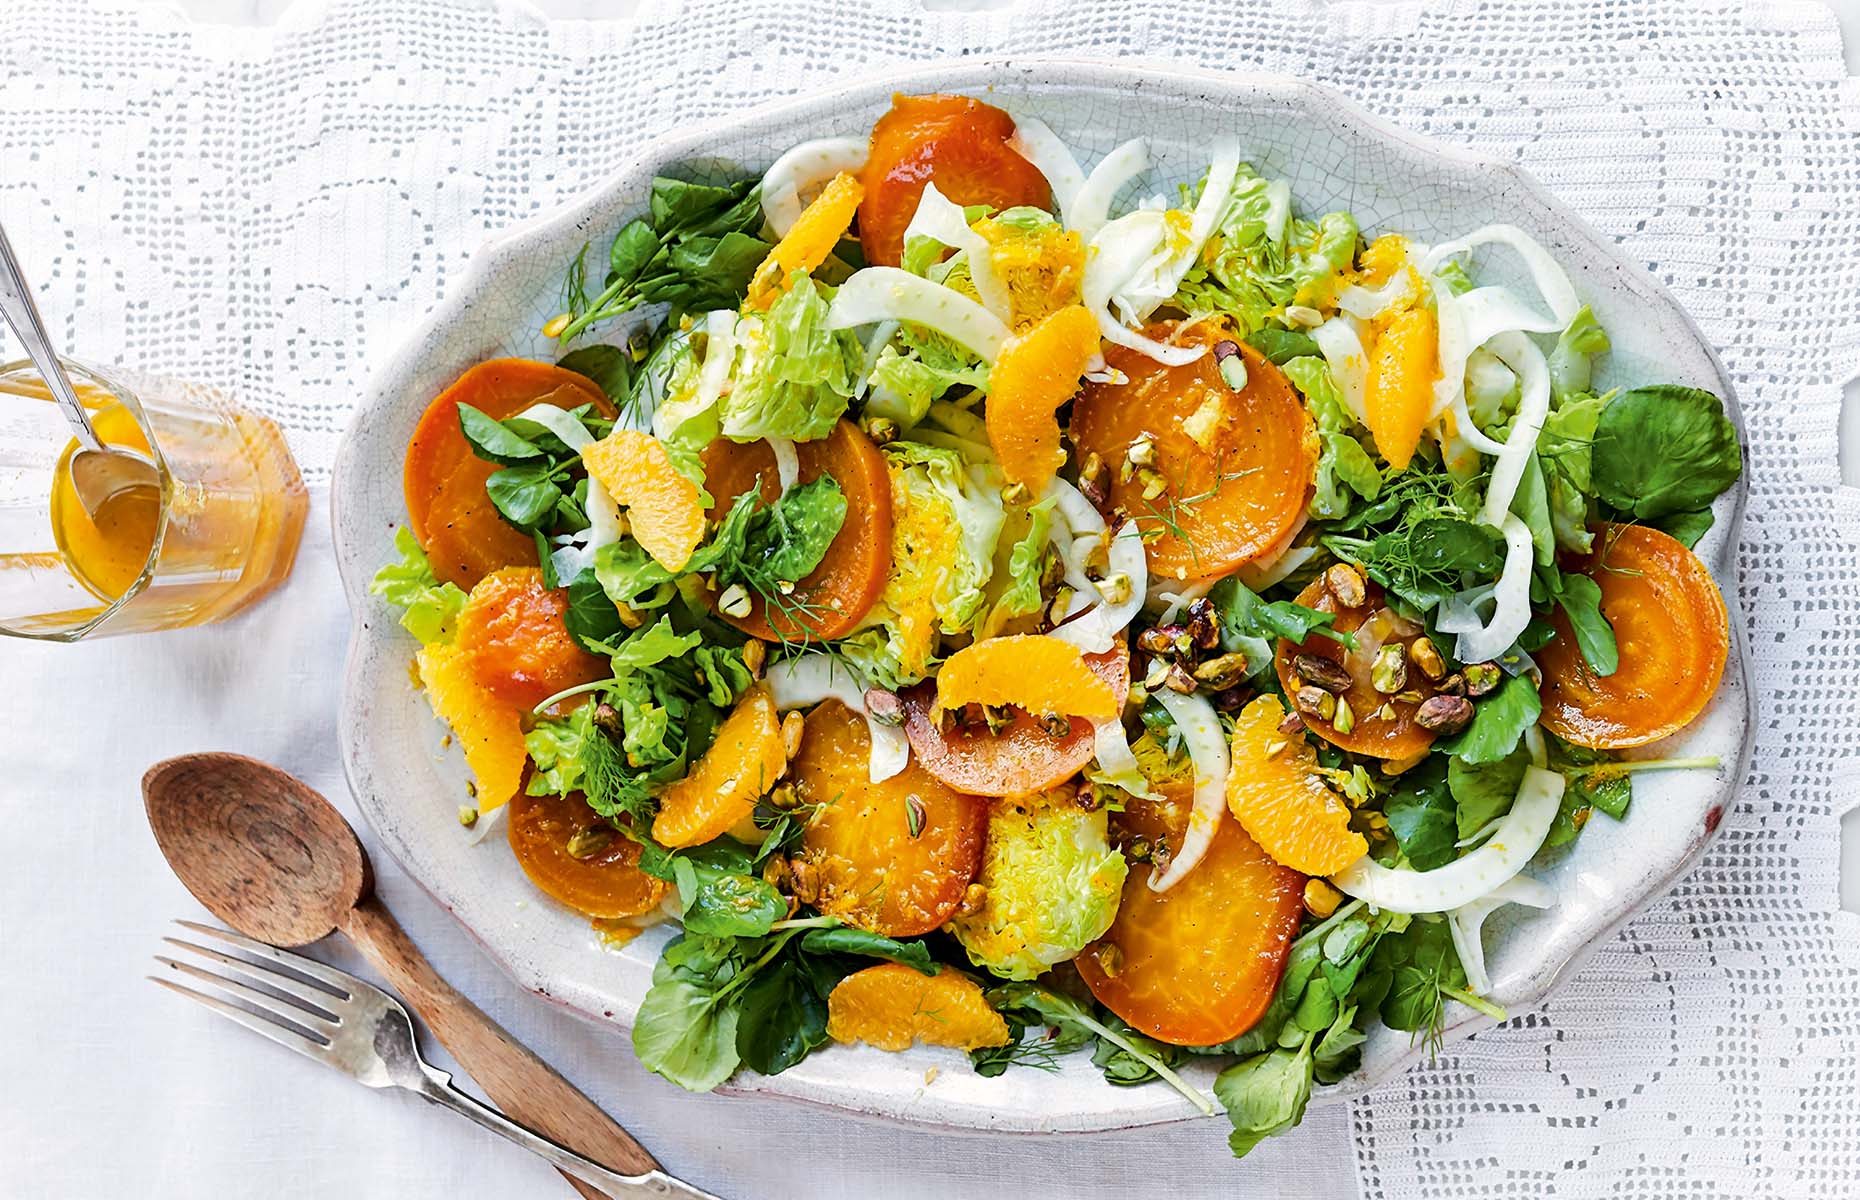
[1654,507,1715,548]
[369,527,467,645]
[607,218,663,285]
[631,934,743,1092]
[1312,1006,1368,1084]
[557,344,633,407]
[1551,572,1619,675]
[1373,918,1466,1034]
[649,177,741,235]
[1383,756,1458,871]
[798,927,940,974]
[1438,671,1542,764]
[1591,385,1742,519]
[733,950,831,1076]
[1089,1013,1182,1087]
[457,402,547,466]
[1214,1040,1316,1159]
[1448,746,1529,842]
[485,463,568,530]
[1210,575,1348,651]
[1291,975,1339,1033]
[657,231,773,312]
[1244,326,1322,364]
[562,567,625,652]
[673,856,786,938]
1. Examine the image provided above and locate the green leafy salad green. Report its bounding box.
[373,96,1743,1161]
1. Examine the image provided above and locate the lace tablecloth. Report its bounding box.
[2,1,1857,1196]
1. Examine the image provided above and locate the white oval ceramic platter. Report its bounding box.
[333,58,1753,1134]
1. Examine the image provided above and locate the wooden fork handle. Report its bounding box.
[337,896,660,1199]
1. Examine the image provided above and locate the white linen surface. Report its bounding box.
[1,1,1857,1197]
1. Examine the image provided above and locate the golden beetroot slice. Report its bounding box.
[455,566,608,711]
[700,420,893,641]
[652,685,786,849]
[507,788,668,919]
[1275,576,1440,761]
[793,701,987,937]
[857,93,1051,269]
[1077,781,1305,1046]
[827,963,1009,1052]
[934,633,1119,721]
[902,644,1128,797]
[986,305,1100,491]
[403,359,611,590]
[1225,695,1366,875]
[747,171,864,309]
[1072,322,1317,582]
[1539,523,1728,748]
[582,429,706,572]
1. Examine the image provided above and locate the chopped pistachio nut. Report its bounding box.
[1323,562,1367,609]
[1138,466,1168,501]
[1332,695,1357,735]
[718,584,752,618]
[1127,434,1158,467]
[1371,643,1408,694]
[1302,878,1345,919]
[1407,637,1447,681]
[457,805,479,828]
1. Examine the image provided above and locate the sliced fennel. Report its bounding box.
[1050,521,1146,655]
[1476,330,1551,526]
[1146,689,1228,892]
[826,267,1010,362]
[512,403,623,582]
[1006,115,1085,224]
[1311,317,1370,422]
[1330,763,1564,913]
[763,653,909,782]
[1448,874,1555,996]
[1068,137,1149,240]
[902,183,1013,324]
[761,136,868,237]
[767,436,799,494]
[1438,512,1536,664]
[1090,718,1160,801]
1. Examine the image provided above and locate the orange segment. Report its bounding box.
[826,962,1010,1052]
[934,633,1119,721]
[747,172,864,310]
[582,430,706,572]
[974,216,1086,331]
[456,567,609,709]
[1362,304,1438,471]
[651,684,786,849]
[986,304,1100,490]
[415,641,528,810]
[1225,695,1367,875]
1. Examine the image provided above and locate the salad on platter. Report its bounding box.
[373,92,1742,1155]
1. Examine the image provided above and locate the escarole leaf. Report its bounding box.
[1590,385,1742,520]
[370,528,466,645]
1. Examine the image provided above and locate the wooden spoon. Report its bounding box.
[142,752,660,1200]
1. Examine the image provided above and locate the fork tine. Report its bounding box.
[153,955,340,1037]
[172,920,355,996]
[161,936,347,1013]
[149,975,333,1061]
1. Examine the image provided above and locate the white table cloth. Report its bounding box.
[2,1,1858,1196]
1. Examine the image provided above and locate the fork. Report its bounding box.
[151,920,722,1200]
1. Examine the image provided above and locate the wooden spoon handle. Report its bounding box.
[336,896,660,1198]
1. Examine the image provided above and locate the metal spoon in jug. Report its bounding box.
[0,218,161,515]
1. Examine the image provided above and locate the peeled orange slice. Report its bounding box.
[1225,695,1367,875]
[826,962,1010,1052]
[581,430,706,572]
[652,685,786,849]
[986,304,1100,491]
[747,171,864,309]
[934,633,1119,721]
[1362,304,1438,471]
[416,640,528,811]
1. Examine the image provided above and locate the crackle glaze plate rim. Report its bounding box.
[332,57,1753,1134]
